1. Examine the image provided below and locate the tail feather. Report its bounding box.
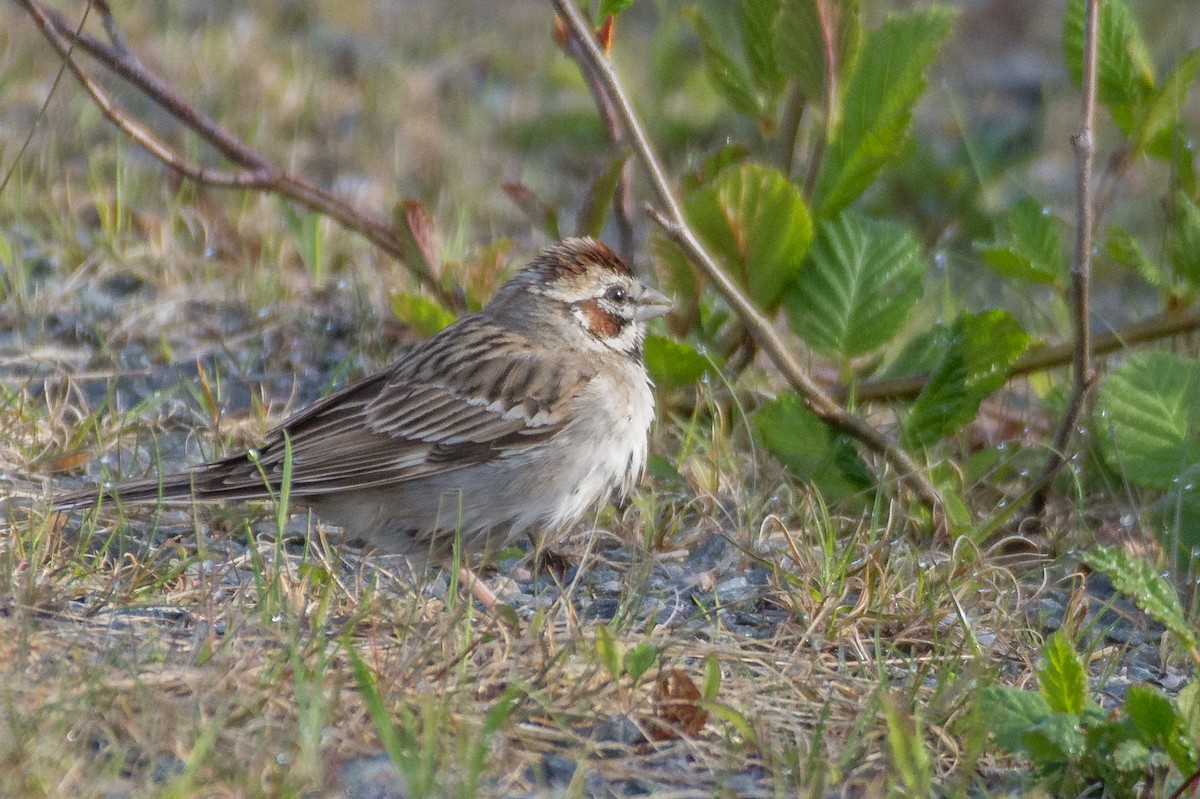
[51,471,210,511]
[51,457,287,511]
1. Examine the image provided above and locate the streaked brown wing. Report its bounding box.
[195,321,592,496]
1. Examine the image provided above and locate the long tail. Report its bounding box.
[51,471,215,511]
[50,451,283,511]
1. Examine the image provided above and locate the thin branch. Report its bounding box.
[849,305,1200,403]
[555,17,636,262]
[549,0,942,513]
[1028,0,1100,517]
[14,0,455,308]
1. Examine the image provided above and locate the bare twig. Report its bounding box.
[14,0,455,308]
[1027,0,1100,517]
[849,305,1200,403]
[555,17,636,262]
[551,0,942,513]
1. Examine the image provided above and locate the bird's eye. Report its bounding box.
[604,286,627,302]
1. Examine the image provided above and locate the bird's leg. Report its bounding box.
[458,564,499,608]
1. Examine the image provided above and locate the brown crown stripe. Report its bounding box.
[538,237,631,278]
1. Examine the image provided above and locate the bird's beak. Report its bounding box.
[631,284,674,322]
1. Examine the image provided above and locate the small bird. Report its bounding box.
[55,238,672,605]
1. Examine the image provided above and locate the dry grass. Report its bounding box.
[0,2,1183,797]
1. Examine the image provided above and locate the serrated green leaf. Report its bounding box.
[774,0,861,116]
[390,291,456,336]
[812,8,955,216]
[786,211,925,359]
[644,335,718,389]
[686,162,813,308]
[1063,0,1155,115]
[1126,686,1184,747]
[576,152,630,239]
[1104,226,1167,290]
[1092,350,1200,490]
[740,0,785,97]
[753,392,871,501]
[975,198,1064,284]
[1038,632,1086,715]
[684,6,763,118]
[902,311,1030,449]
[1170,190,1200,287]
[622,642,657,683]
[1134,49,1200,158]
[594,625,623,681]
[1081,546,1199,653]
[1177,682,1200,744]
[1125,685,1198,773]
[980,686,1050,753]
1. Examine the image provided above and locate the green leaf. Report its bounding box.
[740,0,785,97]
[594,625,624,681]
[753,392,872,501]
[774,0,861,114]
[684,6,763,118]
[1125,685,1198,773]
[643,335,718,389]
[1038,632,1086,715]
[1081,546,1199,653]
[576,152,630,239]
[681,144,750,194]
[686,162,813,308]
[1022,713,1085,766]
[975,198,1064,284]
[1104,226,1167,290]
[702,654,722,701]
[622,642,657,683]
[812,8,955,216]
[980,685,1051,753]
[390,292,456,337]
[1092,350,1200,490]
[1063,0,1155,114]
[786,210,926,359]
[1134,49,1200,158]
[902,311,1030,449]
[880,324,957,379]
[599,0,636,18]
[1170,190,1200,287]
[1177,681,1200,745]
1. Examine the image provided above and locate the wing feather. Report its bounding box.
[189,317,593,498]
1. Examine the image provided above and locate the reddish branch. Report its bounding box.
[13,0,455,308]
